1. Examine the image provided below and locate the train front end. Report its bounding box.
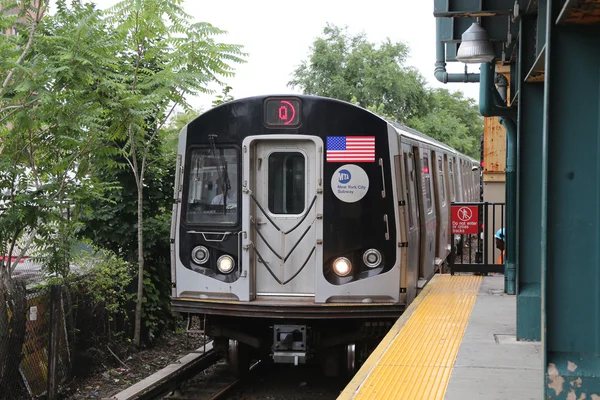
[170,95,405,373]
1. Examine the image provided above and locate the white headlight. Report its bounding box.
[363,249,382,268]
[333,257,352,277]
[191,246,209,265]
[217,255,235,274]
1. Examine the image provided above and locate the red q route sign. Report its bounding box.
[451,205,479,235]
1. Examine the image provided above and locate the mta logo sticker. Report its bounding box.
[338,169,351,184]
[331,164,369,203]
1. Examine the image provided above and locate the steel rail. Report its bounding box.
[110,341,220,400]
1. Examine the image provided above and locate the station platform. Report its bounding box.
[338,274,542,400]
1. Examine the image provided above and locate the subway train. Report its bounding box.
[169,95,481,376]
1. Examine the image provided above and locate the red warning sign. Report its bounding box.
[451,205,479,235]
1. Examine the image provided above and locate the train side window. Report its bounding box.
[268,152,306,215]
[422,154,433,213]
[403,152,414,228]
[186,147,239,225]
[438,158,446,205]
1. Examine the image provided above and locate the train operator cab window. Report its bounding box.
[268,152,306,215]
[186,147,238,225]
[423,154,433,213]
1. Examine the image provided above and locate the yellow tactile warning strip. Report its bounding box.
[338,274,482,400]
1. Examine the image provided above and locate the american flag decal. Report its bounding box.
[326,136,375,162]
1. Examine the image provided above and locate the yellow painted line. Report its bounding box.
[338,274,482,400]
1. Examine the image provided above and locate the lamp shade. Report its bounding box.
[456,23,495,63]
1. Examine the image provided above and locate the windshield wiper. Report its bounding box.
[208,134,230,214]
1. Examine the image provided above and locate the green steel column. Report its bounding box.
[499,117,516,296]
[516,15,542,342]
[543,0,600,396]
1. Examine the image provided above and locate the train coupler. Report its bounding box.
[271,324,307,365]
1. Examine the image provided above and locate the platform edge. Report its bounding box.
[336,274,441,400]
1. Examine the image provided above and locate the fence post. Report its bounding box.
[47,285,61,400]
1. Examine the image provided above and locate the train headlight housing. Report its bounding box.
[363,249,382,268]
[333,257,352,277]
[191,246,209,265]
[217,255,235,274]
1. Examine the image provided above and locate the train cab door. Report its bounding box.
[242,135,323,297]
[401,144,420,294]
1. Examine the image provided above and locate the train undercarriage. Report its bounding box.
[174,299,404,377]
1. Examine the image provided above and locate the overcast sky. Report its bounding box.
[86,0,481,111]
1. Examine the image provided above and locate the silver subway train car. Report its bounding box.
[170,95,480,376]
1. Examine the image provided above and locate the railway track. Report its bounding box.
[111,341,262,400]
[164,360,262,400]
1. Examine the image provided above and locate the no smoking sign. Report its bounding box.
[451,205,479,235]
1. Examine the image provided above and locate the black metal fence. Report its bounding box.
[449,202,506,274]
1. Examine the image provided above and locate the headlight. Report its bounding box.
[217,255,235,274]
[333,257,352,277]
[191,246,209,265]
[363,249,382,268]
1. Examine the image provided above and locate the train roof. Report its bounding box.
[199,94,480,165]
[388,121,456,153]
[386,122,479,167]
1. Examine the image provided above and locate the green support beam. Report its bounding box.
[516,15,542,342]
[543,0,600,397]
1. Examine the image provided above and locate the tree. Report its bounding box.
[104,0,246,347]
[288,23,429,122]
[288,23,482,159]
[0,0,118,393]
[409,88,482,158]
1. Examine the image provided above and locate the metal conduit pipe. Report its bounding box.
[434,18,480,84]
[479,61,517,295]
[479,62,515,118]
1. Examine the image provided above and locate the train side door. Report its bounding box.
[244,136,322,296]
[448,157,456,203]
[417,147,436,281]
[433,153,449,262]
[401,144,419,299]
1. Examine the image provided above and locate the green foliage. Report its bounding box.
[212,85,235,107]
[85,0,245,345]
[289,23,482,159]
[141,266,166,336]
[408,89,482,158]
[164,107,204,153]
[289,23,429,122]
[0,0,248,347]
[103,0,247,146]
[0,0,119,280]
[75,245,135,322]
[78,130,174,261]
[65,243,136,344]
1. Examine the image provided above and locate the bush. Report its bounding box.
[71,245,135,347]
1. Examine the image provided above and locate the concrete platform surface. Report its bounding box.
[444,276,542,400]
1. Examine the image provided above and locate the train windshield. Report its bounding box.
[186,147,238,225]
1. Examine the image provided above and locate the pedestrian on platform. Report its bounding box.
[495,228,506,264]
